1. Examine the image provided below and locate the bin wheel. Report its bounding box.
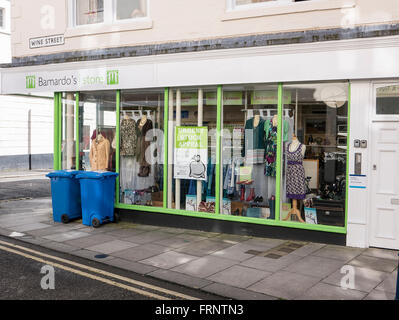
[61,214,69,224]
[92,218,101,228]
[114,212,120,223]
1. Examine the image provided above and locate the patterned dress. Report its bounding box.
[286,142,306,200]
[264,119,277,177]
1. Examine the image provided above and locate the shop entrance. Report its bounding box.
[369,121,399,250]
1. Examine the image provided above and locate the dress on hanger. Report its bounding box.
[120,118,138,156]
[264,118,277,177]
[286,142,306,200]
[136,118,153,177]
[242,117,266,164]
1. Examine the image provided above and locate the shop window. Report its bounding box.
[232,0,311,8]
[115,0,147,20]
[78,91,116,172]
[376,85,399,115]
[119,90,164,207]
[0,8,4,28]
[221,85,278,219]
[61,93,76,170]
[281,82,348,227]
[75,0,104,26]
[168,88,217,213]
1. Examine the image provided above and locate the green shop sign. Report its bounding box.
[205,91,243,106]
[26,75,36,89]
[251,90,291,105]
[181,92,198,106]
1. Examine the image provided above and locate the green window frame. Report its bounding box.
[54,82,350,235]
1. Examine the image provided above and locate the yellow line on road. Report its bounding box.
[0,244,170,300]
[0,239,199,300]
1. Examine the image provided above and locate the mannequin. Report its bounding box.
[272,114,278,127]
[253,114,260,128]
[284,133,306,223]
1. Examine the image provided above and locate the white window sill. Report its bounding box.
[222,0,356,21]
[65,18,153,38]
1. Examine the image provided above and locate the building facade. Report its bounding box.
[2,0,399,249]
[0,0,53,171]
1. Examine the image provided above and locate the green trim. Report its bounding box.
[58,93,62,171]
[115,90,121,204]
[163,88,169,209]
[275,84,283,221]
[53,93,59,170]
[114,203,346,234]
[344,83,351,231]
[215,85,222,214]
[75,92,80,170]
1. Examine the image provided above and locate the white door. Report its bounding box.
[369,121,399,250]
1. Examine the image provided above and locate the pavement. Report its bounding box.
[0,196,397,300]
[0,170,51,201]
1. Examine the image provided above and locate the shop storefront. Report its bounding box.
[2,35,399,249]
[52,82,351,244]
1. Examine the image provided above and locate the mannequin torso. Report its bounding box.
[289,136,306,156]
[253,115,260,128]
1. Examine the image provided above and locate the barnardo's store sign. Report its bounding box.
[25,70,119,90]
[1,64,155,94]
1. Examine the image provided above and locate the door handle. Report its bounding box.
[391,199,399,205]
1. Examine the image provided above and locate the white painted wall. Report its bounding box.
[346,81,372,248]
[0,1,53,167]
[0,94,53,157]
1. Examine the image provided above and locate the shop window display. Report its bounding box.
[221,85,279,219]
[168,88,217,213]
[119,90,164,207]
[61,93,76,170]
[78,91,116,172]
[281,82,348,226]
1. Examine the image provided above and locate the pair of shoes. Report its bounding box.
[246,188,255,202]
[240,185,245,201]
[232,209,240,216]
[254,196,263,203]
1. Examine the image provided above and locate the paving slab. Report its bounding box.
[64,234,119,249]
[171,255,237,278]
[363,289,396,300]
[12,222,59,232]
[311,245,364,262]
[175,239,235,257]
[210,243,271,262]
[322,266,390,293]
[26,225,77,237]
[248,270,320,300]
[207,265,272,289]
[283,255,346,279]
[148,269,213,289]
[375,271,398,294]
[103,228,148,238]
[361,248,399,261]
[289,243,326,257]
[85,240,138,254]
[123,231,175,244]
[349,255,398,273]
[240,253,304,273]
[152,234,203,249]
[71,249,116,262]
[40,241,80,253]
[111,243,171,261]
[104,257,158,275]
[202,283,278,300]
[42,230,91,242]
[140,251,198,269]
[298,282,368,300]
[241,238,287,250]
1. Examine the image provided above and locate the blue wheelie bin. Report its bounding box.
[76,171,119,228]
[46,170,82,223]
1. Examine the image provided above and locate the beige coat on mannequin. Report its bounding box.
[89,135,110,171]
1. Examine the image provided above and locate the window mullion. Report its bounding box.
[104,0,113,24]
